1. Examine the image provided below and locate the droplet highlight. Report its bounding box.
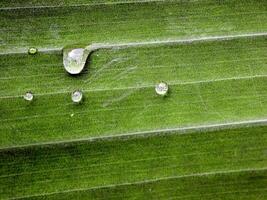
[63,48,87,75]
[71,90,83,103]
[23,92,34,101]
[28,47,37,55]
[155,82,168,96]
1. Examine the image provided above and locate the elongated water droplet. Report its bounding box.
[23,92,34,101]
[63,48,87,75]
[71,90,83,103]
[155,82,168,96]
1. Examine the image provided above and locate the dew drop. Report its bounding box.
[23,92,34,101]
[71,90,83,103]
[155,82,168,96]
[63,48,87,75]
[28,47,37,55]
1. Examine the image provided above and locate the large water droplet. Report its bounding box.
[63,48,87,75]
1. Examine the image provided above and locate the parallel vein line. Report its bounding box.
[9,167,267,200]
[1,118,266,150]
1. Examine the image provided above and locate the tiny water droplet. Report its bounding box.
[23,92,34,101]
[71,90,83,103]
[155,82,168,96]
[63,48,87,75]
[28,47,37,55]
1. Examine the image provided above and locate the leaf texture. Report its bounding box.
[0,0,267,199]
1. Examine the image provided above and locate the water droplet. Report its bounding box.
[155,82,168,96]
[23,92,34,101]
[71,90,83,103]
[28,47,37,55]
[63,48,87,75]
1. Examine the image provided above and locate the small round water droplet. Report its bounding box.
[28,47,37,55]
[155,82,168,96]
[71,90,83,103]
[63,48,86,75]
[23,92,34,101]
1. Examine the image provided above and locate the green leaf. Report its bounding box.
[0,0,267,199]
